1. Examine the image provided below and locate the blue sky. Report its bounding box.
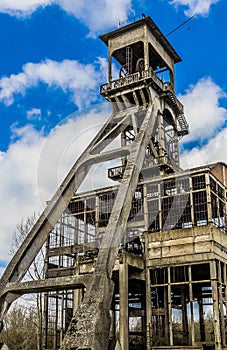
[0,0,226,267]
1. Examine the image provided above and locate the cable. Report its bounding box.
[166,16,195,37]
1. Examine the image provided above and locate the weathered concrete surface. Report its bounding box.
[61,273,114,350]
[0,110,130,322]
[60,103,159,349]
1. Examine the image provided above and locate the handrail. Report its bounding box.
[100,68,169,94]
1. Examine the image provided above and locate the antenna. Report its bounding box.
[166,15,195,37]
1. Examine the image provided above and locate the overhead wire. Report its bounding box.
[166,15,195,37]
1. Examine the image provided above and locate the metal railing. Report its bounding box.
[100,68,170,94]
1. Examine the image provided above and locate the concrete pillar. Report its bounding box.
[198,296,205,342]
[205,173,212,224]
[145,234,151,350]
[181,288,188,345]
[218,261,225,345]
[189,266,195,346]
[108,48,112,83]
[43,292,48,349]
[224,263,227,346]
[164,286,169,344]
[210,260,222,350]
[168,266,173,346]
[143,29,149,71]
[158,112,165,158]
[119,252,129,350]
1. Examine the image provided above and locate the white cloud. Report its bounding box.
[178,77,227,169]
[0,0,219,29]
[181,126,227,168]
[179,77,227,143]
[57,0,132,36]
[0,0,132,35]
[0,104,111,264]
[0,58,106,108]
[170,0,220,16]
[0,125,45,264]
[0,0,53,16]
[27,108,41,120]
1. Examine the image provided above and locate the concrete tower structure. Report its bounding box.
[0,16,226,350]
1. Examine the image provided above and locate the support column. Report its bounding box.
[168,266,173,346]
[189,266,195,346]
[224,263,227,346]
[205,173,212,224]
[158,112,165,161]
[143,31,149,71]
[218,261,226,345]
[119,251,129,350]
[181,287,188,345]
[145,234,151,350]
[43,292,49,349]
[210,260,222,350]
[164,286,169,344]
[198,296,205,342]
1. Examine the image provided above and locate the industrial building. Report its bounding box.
[0,15,226,350]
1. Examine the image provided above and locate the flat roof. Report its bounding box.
[99,16,182,64]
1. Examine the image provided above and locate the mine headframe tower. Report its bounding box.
[2,15,218,350]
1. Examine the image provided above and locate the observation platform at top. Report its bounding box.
[99,16,183,112]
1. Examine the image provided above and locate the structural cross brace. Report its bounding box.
[0,97,159,349]
[61,101,159,350]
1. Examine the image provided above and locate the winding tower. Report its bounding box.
[0,15,227,350]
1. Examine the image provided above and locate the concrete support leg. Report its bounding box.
[189,266,195,346]
[210,260,222,350]
[119,253,129,350]
[145,236,151,350]
[181,288,188,345]
[168,267,173,346]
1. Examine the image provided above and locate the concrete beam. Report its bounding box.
[2,275,90,296]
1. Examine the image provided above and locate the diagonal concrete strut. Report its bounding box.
[0,110,131,320]
[61,100,159,350]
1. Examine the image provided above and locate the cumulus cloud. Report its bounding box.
[181,127,227,168]
[170,0,220,16]
[0,0,132,35]
[0,104,112,264]
[0,0,220,29]
[57,0,132,36]
[27,108,41,120]
[0,58,106,108]
[0,0,53,16]
[179,77,227,143]
[178,77,227,169]
[0,125,45,264]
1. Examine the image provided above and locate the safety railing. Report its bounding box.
[100,68,170,94]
